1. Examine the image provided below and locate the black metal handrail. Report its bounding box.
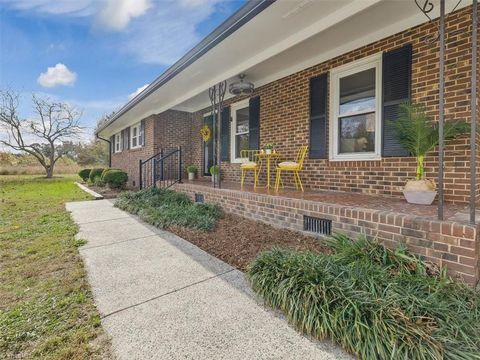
[139,146,182,190]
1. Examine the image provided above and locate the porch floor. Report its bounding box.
[183,178,474,224]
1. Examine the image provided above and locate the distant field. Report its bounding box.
[0,152,83,176]
[0,164,81,176]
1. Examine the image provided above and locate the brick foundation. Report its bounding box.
[173,182,479,285]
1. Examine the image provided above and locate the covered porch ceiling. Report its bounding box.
[98,0,468,137]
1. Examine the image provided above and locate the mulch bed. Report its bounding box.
[170,213,331,271]
[83,183,125,199]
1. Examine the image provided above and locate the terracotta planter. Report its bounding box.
[188,172,195,181]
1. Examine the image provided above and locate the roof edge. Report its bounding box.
[96,0,275,135]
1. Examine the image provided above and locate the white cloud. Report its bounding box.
[0,0,96,16]
[123,0,223,65]
[1,0,151,31]
[128,83,150,100]
[95,0,152,31]
[2,0,236,65]
[37,63,77,88]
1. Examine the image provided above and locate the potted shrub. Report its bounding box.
[186,164,197,180]
[209,165,219,183]
[391,102,468,205]
[264,143,275,154]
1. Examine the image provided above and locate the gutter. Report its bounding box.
[96,134,112,167]
[95,0,275,135]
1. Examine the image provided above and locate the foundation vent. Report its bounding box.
[303,215,332,235]
[194,193,204,203]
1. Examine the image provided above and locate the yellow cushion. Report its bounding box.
[278,161,299,170]
[240,161,257,169]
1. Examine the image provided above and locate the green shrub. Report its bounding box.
[100,168,121,180]
[209,165,219,175]
[78,169,91,182]
[88,168,104,183]
[115,187,221,230]
[247,235,480,360]
[186,164,197,173]
[103,170,128,189]
[93,177,105,187]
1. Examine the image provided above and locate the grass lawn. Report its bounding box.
[0,175,111,359]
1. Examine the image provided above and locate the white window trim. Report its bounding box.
[329,53,382,161]
[114,133,121,153]
[230,99,250,163]
[130,122,142,149]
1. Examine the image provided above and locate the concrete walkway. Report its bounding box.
[66,200,351,360]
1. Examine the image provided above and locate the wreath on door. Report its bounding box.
[200,124,211,142]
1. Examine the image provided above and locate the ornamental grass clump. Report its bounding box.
[115,187,221,231]
[247,235,480,360]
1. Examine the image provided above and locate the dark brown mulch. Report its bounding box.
[169,213,331,271]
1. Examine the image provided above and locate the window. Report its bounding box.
[114,133,121,153]
[131,122,142,149]
[230,100,250,163]
[330,54,382,161]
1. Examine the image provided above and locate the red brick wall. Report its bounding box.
[112,110,203,187]
[112,6,478,203]
[111,116,156,188]
[211,5,479,204]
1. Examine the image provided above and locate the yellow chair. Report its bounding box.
[275,145,308,192]
[240,150,261,189]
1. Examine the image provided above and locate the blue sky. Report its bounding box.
[0,0,245,139]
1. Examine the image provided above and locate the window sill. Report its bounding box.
[329,154,381,162]
[231,158,248,164]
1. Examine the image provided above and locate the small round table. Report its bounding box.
[255,152,281,189]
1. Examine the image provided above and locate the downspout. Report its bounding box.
[96,134,112,168]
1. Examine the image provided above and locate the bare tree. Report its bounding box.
[0,89,83,178]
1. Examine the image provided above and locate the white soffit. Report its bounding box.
[100,0,470,136]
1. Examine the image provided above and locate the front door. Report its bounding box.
[203,114,214,176]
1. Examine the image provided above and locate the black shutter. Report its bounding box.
[125,127,131,150]
[110,135,115,154]
[309,73,328,159]
[220,106,230,161]
[382,44,412,157]
[249,96,260,150]
[120,130,125,151]
[140,120,145,146]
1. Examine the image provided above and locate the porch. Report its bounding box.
[172,178,479,284]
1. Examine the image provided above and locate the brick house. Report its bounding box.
[96,1,480,284]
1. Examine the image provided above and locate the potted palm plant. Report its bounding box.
[390,102,468,205]
[186,164,197,180]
